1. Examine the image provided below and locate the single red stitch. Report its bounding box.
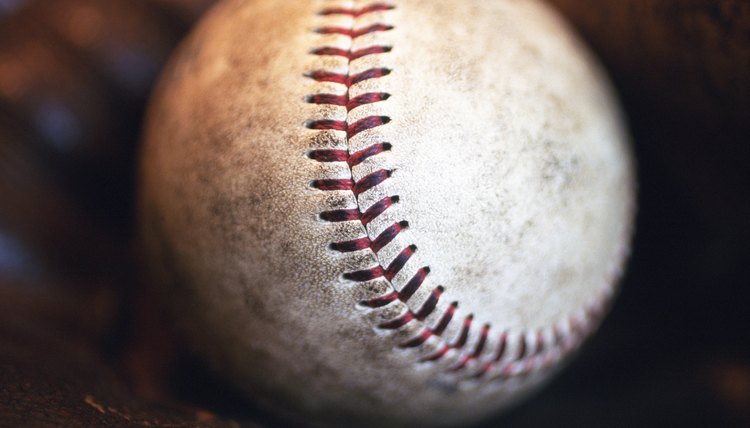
[305,68,392,86]
[330,236,371,252]
[308,149,348,162]
[515,335,528,360]
[305,70,348,84]
[311,45,392,61]
[383,244,415,280]
[306,92,391,111]
[414,286,444,321]
[400,329,433,348]
[349,67,391,86]
[379,311,414,329]
[348,142,392,168]
[311,178,353,191]
[353,23,394,38]
[320,208,360,222]
[395,265,429,299]
[347,92,390,111]
[352,169,391,195]
[534,330,545,356]
[472,324,491,358]
[361,291,398,308]
[306,119,347,131]
[493,332,508,361]
[310,46,349,57]
[343,266,385,281]
[452,315,473,348]
[318,3,395,18]
[316,23,394,38]
[350,45,393,61]
[421,344,450,362]
[370,221,407,253]
[309,143,391,167]
[347,116,391,139]
[433,302,458,336]
[306,93,348,106]
[361,194,398,225]
[451,355,472,372]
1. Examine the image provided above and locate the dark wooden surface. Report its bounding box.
[1,1,748,426]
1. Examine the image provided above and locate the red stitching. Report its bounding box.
[310,178,353,191]
[451,324,489,371]
[371,221,406,252]
[348,142,392,167]
[305,92,390,111]
[306,119,347,132]
[361,291,398,309]
[421,314,472,362]
[315,24,394,38]
[360,264,429,309]
[329,220,406,253]
[379,311,414,329]
[306,1,452,373]
[305,116,391,138]
[318,3,395,17]
[383,243,414,279]
[320,208,360,222]
[399,300,457,349]
[515,334,528,360]
[493,332,509,361]
[330,236,371,253]
[414,286,443,320]
[304,2,613,382]
[361,195,398,225]
[311,45,392,61]
[305,94,347,106]
[315,194,400,225]
[351,169,391,195]
[344,266,385,282]
[305,68,391,86]
[348,92,391,111]
[433,302,458,335]
[397,266,430,299]
[348,116,391,139]
[308,143,391,168]
[307,149,348,163]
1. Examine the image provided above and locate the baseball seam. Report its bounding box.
[305,1,617,381]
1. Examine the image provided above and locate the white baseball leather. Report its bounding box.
[139,0,635,426]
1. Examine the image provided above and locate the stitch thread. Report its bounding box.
[305,2,616,381]
[318,3,395,17]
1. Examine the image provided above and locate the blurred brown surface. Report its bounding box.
[0,0,748,426]
[0,0,224,426]
[0,279,237,428]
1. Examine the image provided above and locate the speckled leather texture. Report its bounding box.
[138,0,636,426]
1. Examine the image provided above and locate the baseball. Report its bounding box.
[139,0,635,426]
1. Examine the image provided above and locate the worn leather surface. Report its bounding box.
[139,0,634,426]
[0,0,748,427]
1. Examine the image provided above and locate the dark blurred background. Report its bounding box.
[0,0,748,426]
